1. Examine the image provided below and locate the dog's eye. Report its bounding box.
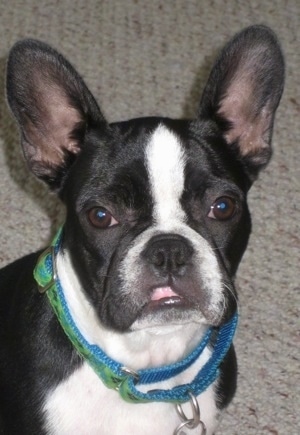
[88,207,118,229]
[208,197,236,220]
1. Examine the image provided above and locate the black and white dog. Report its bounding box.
[0,26,284,434]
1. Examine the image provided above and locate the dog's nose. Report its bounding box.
[142,234,194,276]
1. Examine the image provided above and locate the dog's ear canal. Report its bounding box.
[6,39,106,189]
[199,25,284,181]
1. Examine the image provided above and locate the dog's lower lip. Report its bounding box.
[147,286,188,310]
[147,286,185,310]
[147,296,184,309]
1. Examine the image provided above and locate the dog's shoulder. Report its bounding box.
[0,251,41,309]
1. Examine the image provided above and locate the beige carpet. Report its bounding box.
[0,1,299,434]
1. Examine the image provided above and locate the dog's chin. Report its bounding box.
[130,301,208,332]
[129,286,223,331]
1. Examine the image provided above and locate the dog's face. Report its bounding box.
[6,26,284,332]
[60,118,248,332]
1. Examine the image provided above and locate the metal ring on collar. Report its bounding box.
[175,391,207,433]
[121,366,140,383]
[176,391,200,428]
[173,418,195,434]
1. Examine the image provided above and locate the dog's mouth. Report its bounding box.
[145,286,192,311]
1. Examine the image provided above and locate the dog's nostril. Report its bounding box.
[175,252,186,266]
[153,250,165,267]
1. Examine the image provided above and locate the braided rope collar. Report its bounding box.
[34,228,238,404]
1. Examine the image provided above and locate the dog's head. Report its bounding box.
[6,26,284,333]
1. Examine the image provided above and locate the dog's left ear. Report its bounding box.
[199,25,284,181]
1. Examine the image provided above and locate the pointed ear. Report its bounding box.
[199,25,284,181]
[6,39,107,189]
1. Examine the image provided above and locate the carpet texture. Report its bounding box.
[0,1,299,434]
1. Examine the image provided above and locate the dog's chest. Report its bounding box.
[42,362,218,435]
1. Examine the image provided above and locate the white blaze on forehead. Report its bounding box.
[146,124,186,227]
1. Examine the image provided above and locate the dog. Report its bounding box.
[0,25,284,435]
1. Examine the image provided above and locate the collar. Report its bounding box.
[34,227,238,404]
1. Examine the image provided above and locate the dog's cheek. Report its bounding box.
[100,277,144,331]
[96,243,144,331]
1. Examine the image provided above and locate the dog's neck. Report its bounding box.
[56,250,209,370]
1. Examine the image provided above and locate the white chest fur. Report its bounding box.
[42,362,219,435]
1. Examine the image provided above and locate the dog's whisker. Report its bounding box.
[222,282,238,312]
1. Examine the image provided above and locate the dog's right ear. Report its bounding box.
[6,39,107,190]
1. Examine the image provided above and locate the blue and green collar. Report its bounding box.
[34,228,238,404]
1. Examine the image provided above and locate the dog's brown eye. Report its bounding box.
[208,197,236,220]
[88,207,118,229]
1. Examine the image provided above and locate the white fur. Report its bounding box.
[44,362,219,435]
[42,252,220,434]
[146,124,187,227]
